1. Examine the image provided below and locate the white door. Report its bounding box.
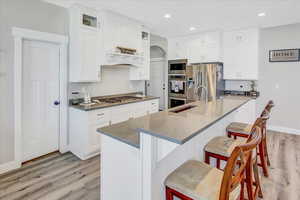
[147,58,166,110]
[22,40,60,162]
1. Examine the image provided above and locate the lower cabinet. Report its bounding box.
[69,99,159,160]
[233,99,256,124]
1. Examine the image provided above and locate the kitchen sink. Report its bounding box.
[170,105,197,113]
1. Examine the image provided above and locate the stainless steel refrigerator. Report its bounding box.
[186,63,225,102]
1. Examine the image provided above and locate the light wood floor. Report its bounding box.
[0,131,299,200]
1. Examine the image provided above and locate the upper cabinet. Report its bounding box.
[186,31,222,64]
[69,6,150,82]
[168,31,222,63]
[223,28,259,80]
[129,28,150,80]
[168,37,188,60]
[101,11,144,67]
[69,5,102,82]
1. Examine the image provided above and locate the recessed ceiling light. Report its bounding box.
[164,14,171,19]
[189,27,196,31]
[258,12,266,17]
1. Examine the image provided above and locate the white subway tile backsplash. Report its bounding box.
[69,66,145,98]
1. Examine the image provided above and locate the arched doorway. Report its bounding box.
[147,45,167,110]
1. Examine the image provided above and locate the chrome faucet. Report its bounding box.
[197,85,208,103]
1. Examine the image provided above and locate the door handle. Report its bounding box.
[54,101,60,106]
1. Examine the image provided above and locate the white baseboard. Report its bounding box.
[59,145,70,154]
[0,160,21,174]
[268,125,300,135]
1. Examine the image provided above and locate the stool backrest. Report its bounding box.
[219,126,262,200]
[253,111,270,141]
[260,100,275,117]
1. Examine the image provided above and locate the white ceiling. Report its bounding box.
[45,0,300,37]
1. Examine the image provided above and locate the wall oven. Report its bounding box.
[168,75,186,98]
[169,97,186,108]
[168,59,187,75]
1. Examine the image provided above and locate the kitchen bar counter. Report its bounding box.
[99,95,256,200]
[98,96,251,148]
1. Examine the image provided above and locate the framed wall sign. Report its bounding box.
[269,49,300,62]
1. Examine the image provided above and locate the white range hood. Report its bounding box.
[104,51,144,67]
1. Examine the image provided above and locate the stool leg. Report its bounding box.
[259,142,269,177]
[245,160,254,200]
[205,151,210,164]
[228,131,232,138]
[216,158,221,169]
[240,179,245,200]
[166,187,174,200]
[264,138,271,166]
[253,159,263,199]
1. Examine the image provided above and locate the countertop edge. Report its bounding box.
[97,97,253,149]
[137,98,252,145]
[71,96,159,111]
[98,130,140,148]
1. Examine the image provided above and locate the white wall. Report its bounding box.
[257,23,300,132]
[0,0,68,165]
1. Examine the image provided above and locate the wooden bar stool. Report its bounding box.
[204,115,270,177]
[227,100,274,139]
[226,100,274,176]
[165,126,262,200]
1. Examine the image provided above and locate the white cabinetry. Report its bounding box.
[102,11,142,55]
[69,99,159,160]
[69,5,102,82]
[101,11,143,66]
[168,31,222,63]
[223,28,259,80]
[234,99,256,124]
[69,108,110,160]
[168,37,188,60]
[129,28,150,80]
[186,31,222,64]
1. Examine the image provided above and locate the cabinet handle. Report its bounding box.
[97,113,104,116]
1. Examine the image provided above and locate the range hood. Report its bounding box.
[104,47,144,67]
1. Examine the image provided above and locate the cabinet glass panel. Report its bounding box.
[82,14,98,28]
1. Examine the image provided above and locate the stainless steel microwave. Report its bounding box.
[168,59,187,75]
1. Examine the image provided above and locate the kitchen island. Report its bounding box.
[97,96,255,200]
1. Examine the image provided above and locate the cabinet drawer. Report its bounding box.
[148,100,159,113]
[88,109,110,125]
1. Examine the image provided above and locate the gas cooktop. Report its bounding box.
[94,96,143,104]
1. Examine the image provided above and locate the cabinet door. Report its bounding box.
[168,38,187,60]
[103,12,142,53]
[130,29,150,80]
[87,109,110,155]
[80,29,101,82]
[118,19,141,51]
[89,121,109,155]
[131,102,148,118]
[187,36,206,63]
[110,105,133,124]
[223,29,259,80]
[187,32,221,63]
